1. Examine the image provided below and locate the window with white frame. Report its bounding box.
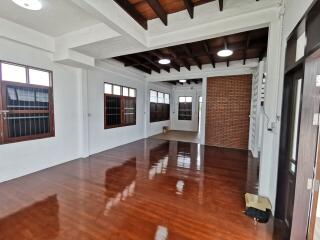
[104,83,136,128]
[150,90,170,122]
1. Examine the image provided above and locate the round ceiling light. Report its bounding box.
[179,79,187,83]
[158,58,171,65]
[217,49,233,57]
[12,0,42,10]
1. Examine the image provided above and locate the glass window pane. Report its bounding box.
[158,92,164,103]
[1,63,27,83]
[164,94,170,104]
[150,90,158,103]
[199,96,203,103]
[16,88,35,102]
[186,97,192,103]
[113,85,121,95]
[7,87,17,100]
[179,97,186,103]
[290,79,302,161]
[29,69,50,86]
[36,91,49,103]
[129,88,136,97]
[123,87,129,96]
[104,83,112,94]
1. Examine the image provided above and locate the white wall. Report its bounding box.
[146,82,172,137]
[0,38,83,183]
[171,84,202,132]
[86,68,146,155]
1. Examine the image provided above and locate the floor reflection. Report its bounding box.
[0,195,59,240]
[104,158,137,215]
[0,139,282,240]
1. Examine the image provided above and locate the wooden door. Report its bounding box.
[0,80,4,144]
[308,133,320,240]
[276,49,320,239]
[306,51,320,240]
[275,67,304,237]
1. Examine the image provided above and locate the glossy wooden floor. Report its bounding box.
[151,130,200,143]
[0,139,283,240]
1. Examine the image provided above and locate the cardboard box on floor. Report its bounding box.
[245,193,272,212]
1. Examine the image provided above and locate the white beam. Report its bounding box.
[147,0,280,49]
[71,0,147,47]
[55,23,120,50]
[0,17,54,52]
[53,49,95,68]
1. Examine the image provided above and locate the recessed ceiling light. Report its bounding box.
[12,0,42,10]
[217,49,233,57]
[158,59,171,65]
[179,79,187,83]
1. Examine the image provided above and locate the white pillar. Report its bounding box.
[258,15,284,211]
[200,77,207,145]
[78,69,90,157]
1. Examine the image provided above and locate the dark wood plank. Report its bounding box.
[183,0,194,18]
[145,0,168,25]
[183,44,202,69]
[114,0,148,29]
[218,0,223,11]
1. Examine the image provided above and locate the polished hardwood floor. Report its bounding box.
[0,139,283,240]
[151,130,200,143]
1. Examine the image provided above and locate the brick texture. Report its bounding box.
[205,75,252,150]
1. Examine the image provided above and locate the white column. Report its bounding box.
[200,77,207,145]
[78,69,90,157]
[258,15,284,211]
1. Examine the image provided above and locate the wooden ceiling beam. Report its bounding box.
[181,58,191,70]
[170,62,181,72]
[218,0,223,11]
[183,44,202,69]
[259,48,267,61]
[124,55,160,73]
[123,60,152,74]
[182,0,194,19]
[145,0,168,25]
[166,47,190,71]
[150,50,180,72]
[203,41,215,68]
[114,0,148,29]
[139,53,170,73]
[243,32,251,65]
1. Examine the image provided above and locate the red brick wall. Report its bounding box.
[205,75,252,149]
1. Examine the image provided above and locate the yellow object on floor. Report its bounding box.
[245,193,272,212]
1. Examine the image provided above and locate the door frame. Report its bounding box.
[0,65,3,144]
[290,49,320,239]
[308,129,320,239]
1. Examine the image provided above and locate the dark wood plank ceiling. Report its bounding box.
[165,78,202,85]
[113,27,269,74]
[114,0,260,29]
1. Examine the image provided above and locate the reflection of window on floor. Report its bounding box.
[197,144,201,171]
[104,180,136,216]
[155,225,168,240]
[149,156,168,180]
[177,154,191,169]
[177,142,191,169]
